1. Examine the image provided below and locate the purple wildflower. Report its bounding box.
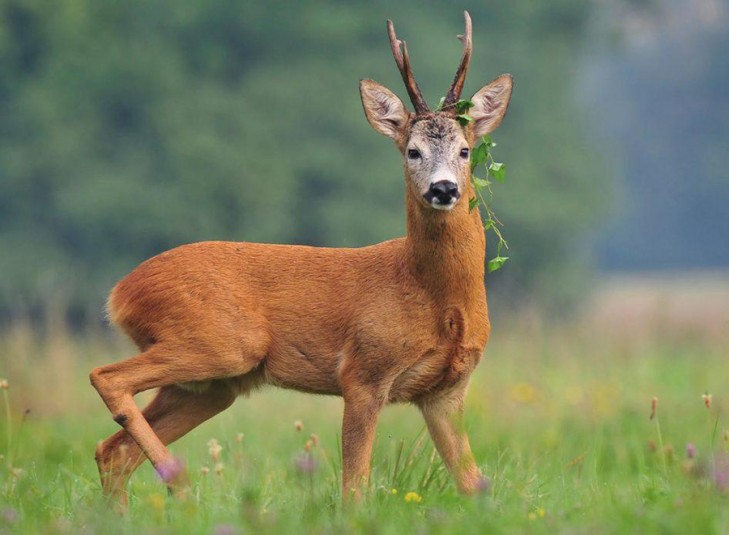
[156,457,184,484]
[475,475,491,493]
[714,456,729,493]
[1,508,18,524]
[213,524,238,535]
[295,452,317,474]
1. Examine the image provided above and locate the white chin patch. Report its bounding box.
[430,199,457,211]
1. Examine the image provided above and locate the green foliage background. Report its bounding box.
[0,0,608,322]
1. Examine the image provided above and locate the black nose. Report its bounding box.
[426,180,460,205]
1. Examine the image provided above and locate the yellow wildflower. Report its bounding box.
[404,491,422,503]
[510,382,537,404]
[148,493,165,512]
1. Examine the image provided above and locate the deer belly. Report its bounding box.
[263,345,342,396]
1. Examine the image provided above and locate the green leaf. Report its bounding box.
[468,197,479,212]
[456,114,474,127]
[481,135,494,148]
[487,256,509,273]
[483,220,493,231]
[436,96,445,111]
[473,177,490,189]
[489,162,506,182]
[470,143,488,167]
[454,99,474,114]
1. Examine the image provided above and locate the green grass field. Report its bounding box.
[1,319,728,534]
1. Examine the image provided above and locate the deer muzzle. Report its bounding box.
[424,180,460,210]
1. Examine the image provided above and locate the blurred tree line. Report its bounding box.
[0,0,608,325]
[584,0,729,271]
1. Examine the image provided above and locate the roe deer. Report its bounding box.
[90,11,513,506]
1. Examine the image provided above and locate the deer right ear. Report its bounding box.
[360,79,410,140]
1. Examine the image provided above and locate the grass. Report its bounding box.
[0,318,728,534]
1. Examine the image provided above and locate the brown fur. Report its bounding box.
[90,17,513,507]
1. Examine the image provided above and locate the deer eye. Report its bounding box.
[407,149,421,160]
[460,148,470,159]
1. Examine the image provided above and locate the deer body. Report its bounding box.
[90,12,512,506]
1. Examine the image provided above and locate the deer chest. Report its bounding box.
[380,305,490,402]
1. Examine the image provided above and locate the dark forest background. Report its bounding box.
[0,0,726,325]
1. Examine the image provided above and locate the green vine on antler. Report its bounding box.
[440,98,509,273]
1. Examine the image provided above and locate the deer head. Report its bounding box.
[360,12,513,212]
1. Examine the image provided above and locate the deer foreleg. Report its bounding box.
[418,388,488,494]
[341,387,385,502]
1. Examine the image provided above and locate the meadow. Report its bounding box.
[1,310,728,534]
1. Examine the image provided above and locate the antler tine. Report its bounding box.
[387,19,430,115]
[442,11,473,110]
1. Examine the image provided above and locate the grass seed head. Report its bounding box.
[649,396,658,420]
[207,438,223,462]
[703,393,712,409]
[0,379,8,390]
[294,420,303,432]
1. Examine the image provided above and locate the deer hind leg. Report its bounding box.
[90,342,265,500]
[95,382,237,506]
[418,387,488,495]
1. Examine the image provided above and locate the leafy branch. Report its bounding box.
[440,99,509,273]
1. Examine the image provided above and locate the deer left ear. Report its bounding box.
[470,74,513,137]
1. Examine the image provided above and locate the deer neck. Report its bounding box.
[404,183,486,305]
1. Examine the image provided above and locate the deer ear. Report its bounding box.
[360,79,410,140]
[470,74,513,137]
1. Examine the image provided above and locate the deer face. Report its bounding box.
[360,76,513,211]
[405,115,469,210]
[359,12,512,211]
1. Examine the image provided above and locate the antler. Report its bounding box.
[387,19,430,115]
[442,11,473,110]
